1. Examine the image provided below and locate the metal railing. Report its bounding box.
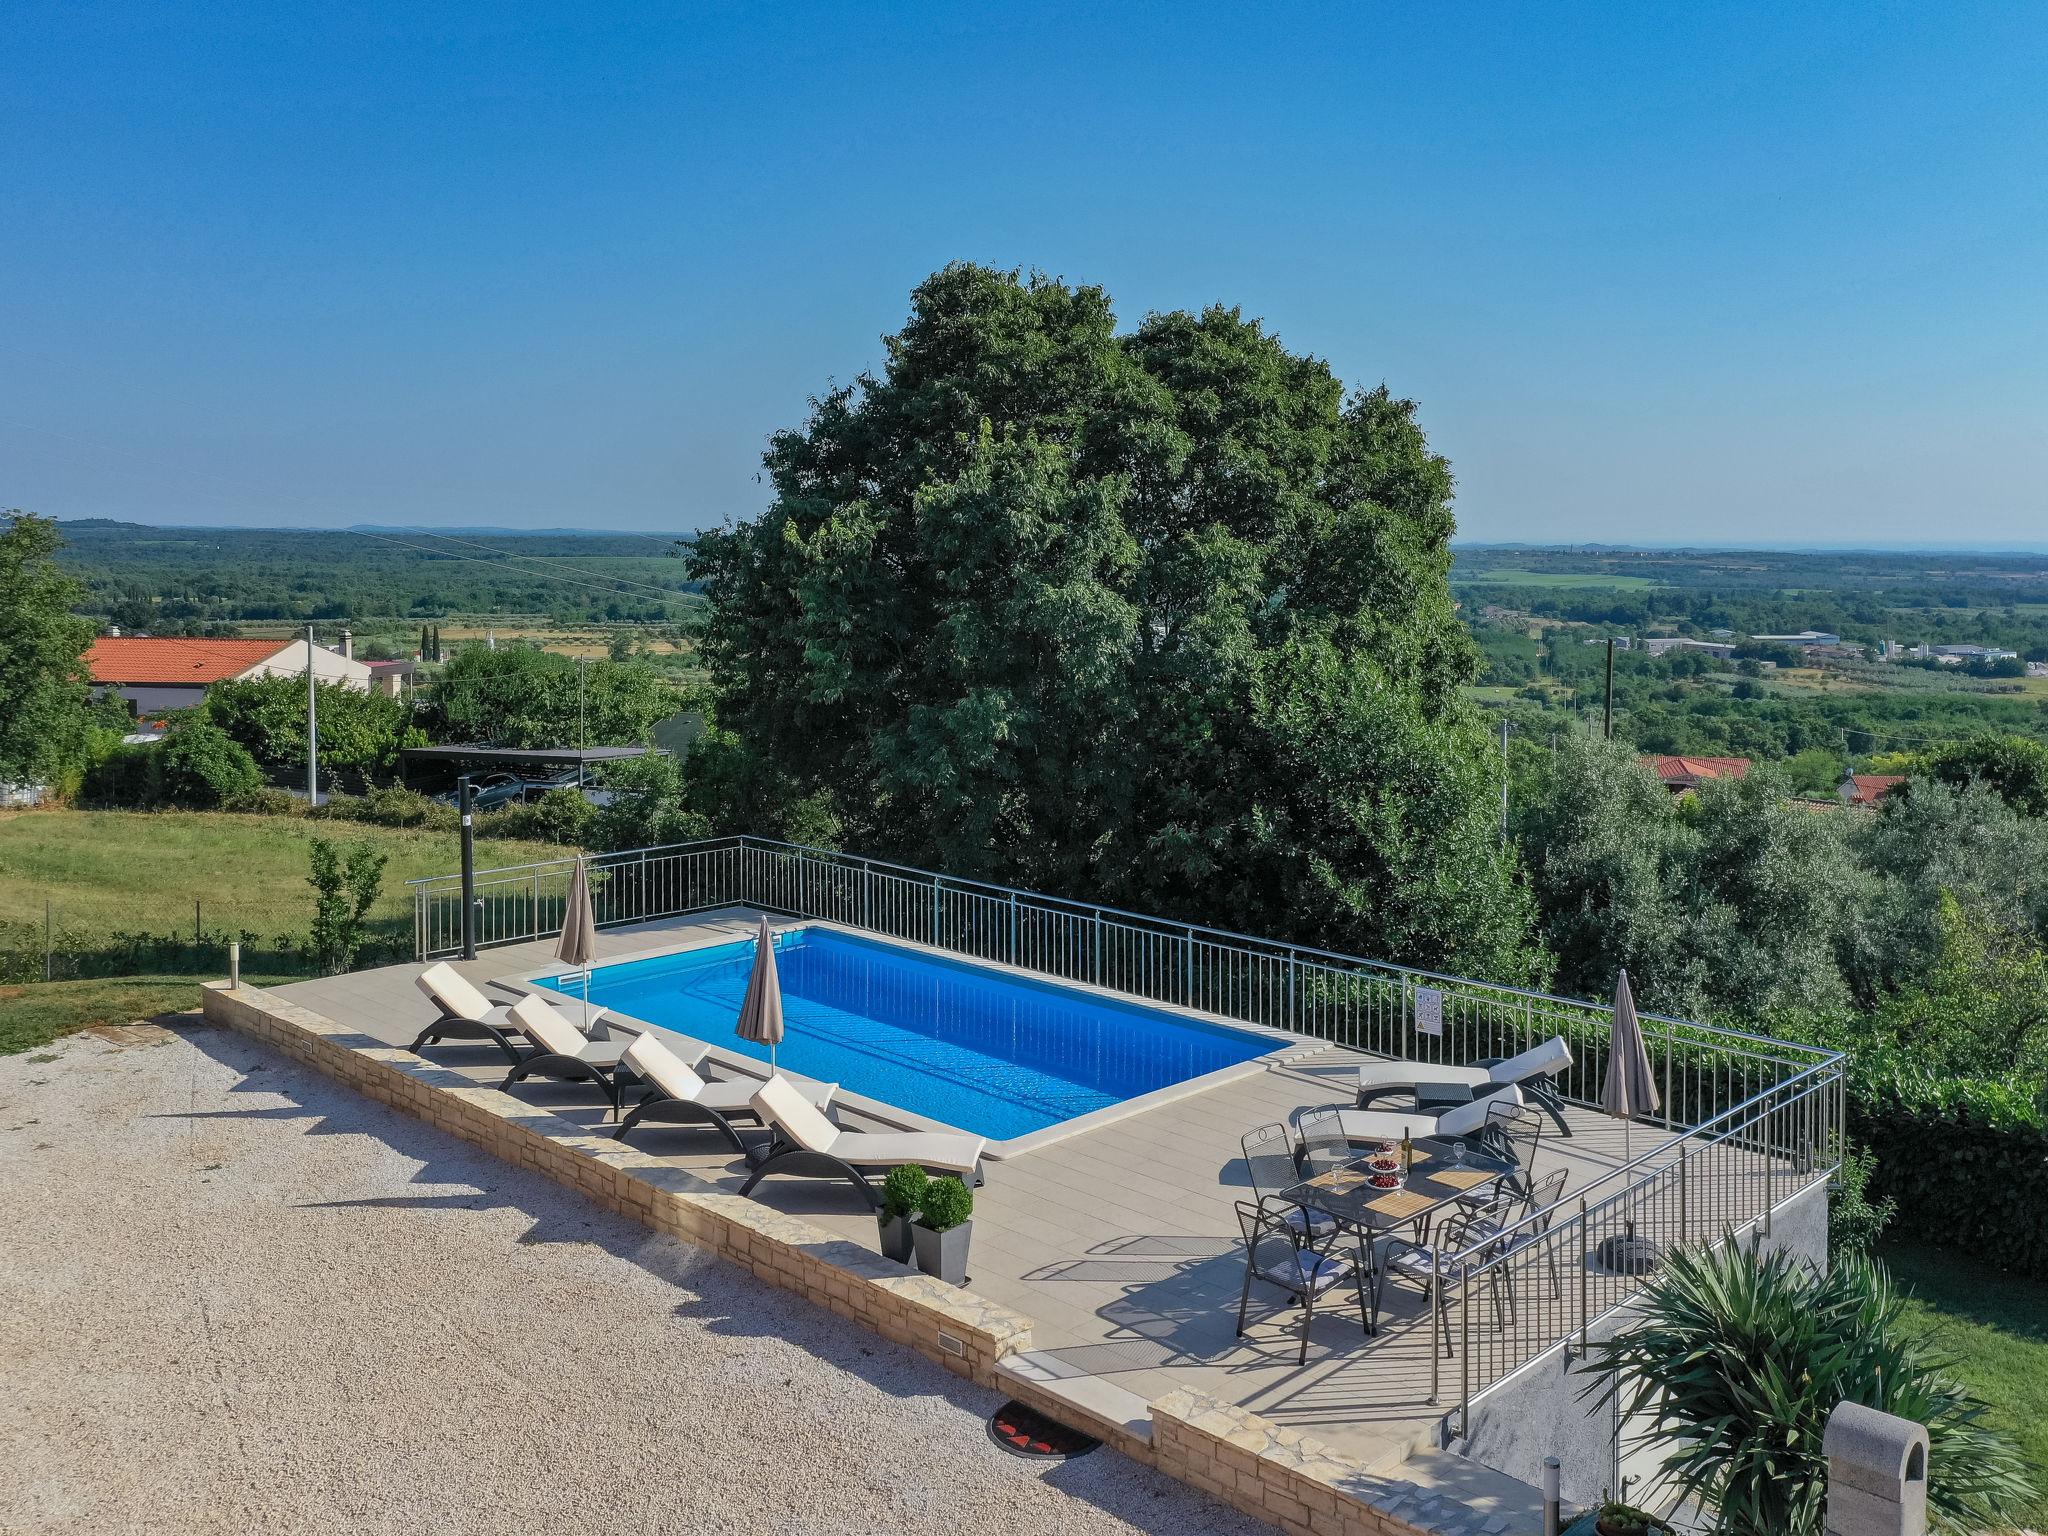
[410,833,1845,1423]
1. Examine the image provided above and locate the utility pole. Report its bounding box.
[306,623,319,805]
[577,656,587,788]
[1603,637,1615,741]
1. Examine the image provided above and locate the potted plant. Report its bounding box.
[910,1174,973,1286]
[877,1164,927,1265]
[1593,1498,1661,1536]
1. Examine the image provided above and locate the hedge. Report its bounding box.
[1848,1045,2048,1279]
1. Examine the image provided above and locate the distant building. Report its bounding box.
[85,634,373,714]
[365,659,416,698]
[1839,773,1906,808]
[1750,631,1842,648]
[1582,636,1634,650]
[2029,662,2048,678]
[1643,637,1736,659]
[1641,754,1751,793]
[1929,644,2019,664]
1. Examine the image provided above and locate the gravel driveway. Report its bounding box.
[0,1019,1266,1536]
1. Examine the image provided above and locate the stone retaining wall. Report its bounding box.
[201,981,1522,1536]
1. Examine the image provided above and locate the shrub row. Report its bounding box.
[220,783,594,845]
[1847,1045,2048,1279]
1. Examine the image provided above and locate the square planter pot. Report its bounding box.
[911,1220,972,1287]
[877,1212,914,1265]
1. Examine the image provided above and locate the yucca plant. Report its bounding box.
[1578,1241,2031,1536]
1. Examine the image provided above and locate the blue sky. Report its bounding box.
[3,3,2044,543]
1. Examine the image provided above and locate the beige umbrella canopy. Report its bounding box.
[1603,968,1661,1164]
[556,857,599,1030]
[736,914,786,1072]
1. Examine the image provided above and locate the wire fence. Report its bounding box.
[0,896,413,985]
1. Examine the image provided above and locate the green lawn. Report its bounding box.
[0,808,567,987]
[1884,1240,2048,1528]
[0,973,297,1055]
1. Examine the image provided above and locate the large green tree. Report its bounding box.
[690,265,1541,979]
[0,512,98,789]
[420,644,681,750]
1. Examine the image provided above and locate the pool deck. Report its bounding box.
[270,909,1692,1482]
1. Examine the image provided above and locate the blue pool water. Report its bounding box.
[540,928,1273,1140]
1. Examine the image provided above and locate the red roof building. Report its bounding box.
[1641,755,1752,793]
[1842,773,1906,808]
[84,637,294,685]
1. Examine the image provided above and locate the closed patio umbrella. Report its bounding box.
[736,914,785,1073]
[556,857,599,1031]
[1600,968,1664,1274]
[1602,968,1661,1165]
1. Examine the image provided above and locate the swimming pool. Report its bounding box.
[538,927,1276,1141]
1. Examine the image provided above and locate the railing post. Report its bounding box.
[458,775,477,960]
[1093,910,1102,986]
[863,865,873,932]
[531,869,540,941]
[44,895,53,981]
[1576,1199,1590,1355]
[1460,1259,1472,1434]
[1430,1248,1442,1404]
[1678,1155,1689,1246]
[931,879,941,947]
[1184,926,1194,1007]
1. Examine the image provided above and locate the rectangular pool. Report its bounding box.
[539,927,1276,1141]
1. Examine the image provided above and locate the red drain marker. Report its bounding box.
[988,1400,1101,1460]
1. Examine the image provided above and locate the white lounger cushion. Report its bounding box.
[621,1032,714,1098]
[622,1033,835,1114]
[1333,1084,1524,1144]
[509,994,620,1061]
[749,1076,983,1175]
[416,961,501,1023]
[1357,1035,1574,1095]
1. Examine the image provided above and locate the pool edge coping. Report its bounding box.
[487,909,1329,1161]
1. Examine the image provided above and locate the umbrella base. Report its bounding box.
[1595,1234,1662,1275]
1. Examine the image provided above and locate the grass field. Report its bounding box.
[0,974,296,1055]
[0,809,564,959]
[1885,1240,2048,1528]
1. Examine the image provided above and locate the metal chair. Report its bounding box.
[1466,1167,1569,1322]
[1233,1201,1371,1365]
[1477,1101,1543,1197]
[1371,1192,1516,1357]
[1294,1105,1356,1179]
[1241,1123,1338,1245]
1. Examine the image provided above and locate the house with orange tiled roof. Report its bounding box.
[1838,772,1906,808]
[85,632,373,714]
[1640,754,1751,794]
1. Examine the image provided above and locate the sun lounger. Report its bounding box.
[1355,1035,1574,1135]
[497,994,634,1118]
[407,962,531,1064]
[1313,1083,1525,1147]
[736,1075,985,1210]
[610,1032,836,1154]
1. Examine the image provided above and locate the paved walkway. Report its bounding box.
[0,1019,1267,1536]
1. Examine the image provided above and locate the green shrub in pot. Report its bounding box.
[876,1164,927,1265]
[910,1175,973,1286]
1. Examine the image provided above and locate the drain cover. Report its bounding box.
[988,1400,1101,1460]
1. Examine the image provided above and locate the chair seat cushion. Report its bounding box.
[695,1077,834,1115]
[1259,1249,1354,1295]
[1283,1206,1339,1239]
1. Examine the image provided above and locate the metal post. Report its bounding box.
[1429,1248,1442,1404]
[931,879,941,947]
[306,623,319,804]
[1460,1259,1472,1432]
[1009,891,1018,966]
[194,898,201,949]
[1577,1198,1590,1354]
[576,657,586,788]
[458,775,478,960]
[1184,927,1194,1006]
[229,940,241,989]
[1542,1457,1561,1536]
[43,896,53,982]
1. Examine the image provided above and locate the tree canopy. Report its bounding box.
[421,643,682,750]
[690,264,1539,979]
[0,512,98,788]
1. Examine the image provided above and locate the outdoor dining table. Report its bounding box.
[1276,1135,1517,1242]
